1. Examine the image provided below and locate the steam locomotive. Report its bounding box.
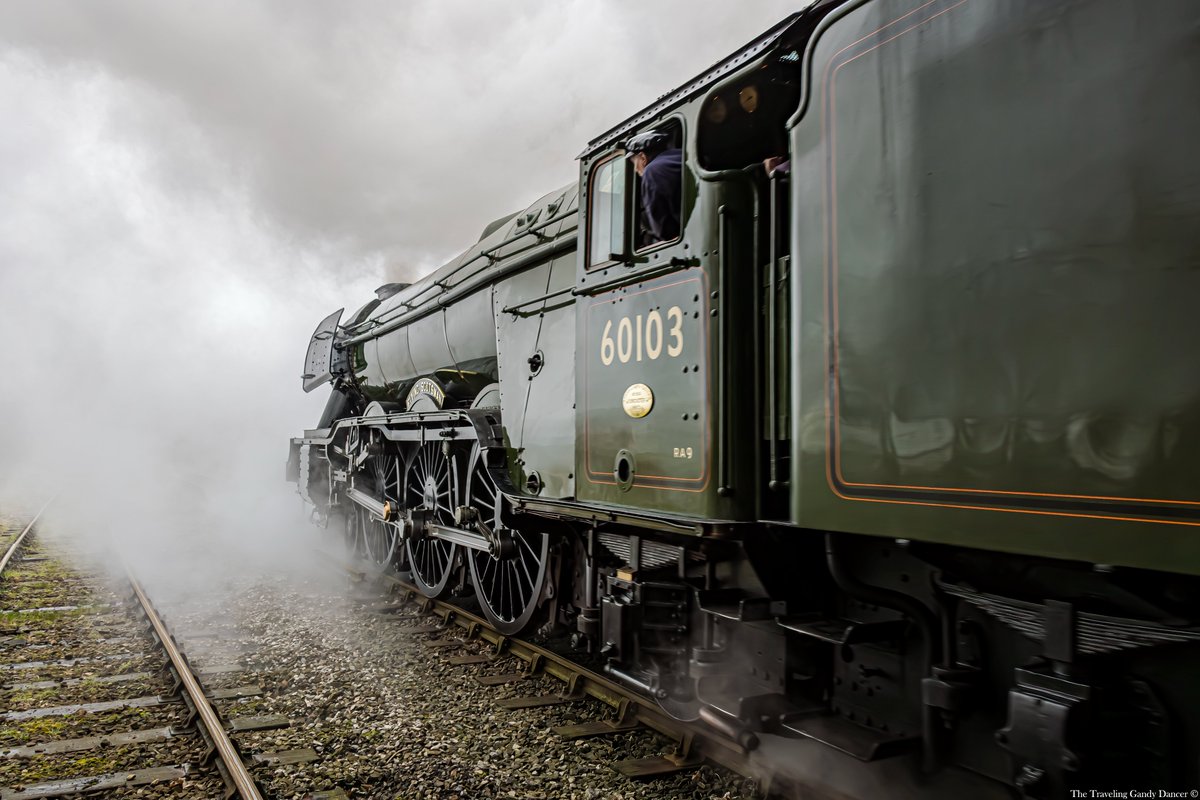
[288,1,1200,797]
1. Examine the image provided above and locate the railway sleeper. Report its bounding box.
[0,765,192,800]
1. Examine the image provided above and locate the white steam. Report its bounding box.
[0,2,797,592]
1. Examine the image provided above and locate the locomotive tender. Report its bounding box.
[288,1,1200,797]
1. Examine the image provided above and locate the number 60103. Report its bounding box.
[599,306,684,366]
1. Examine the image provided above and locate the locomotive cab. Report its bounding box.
[564,20,827,748]
[574,22,806,526]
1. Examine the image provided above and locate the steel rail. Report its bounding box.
[2,501,260,798]
[0,499,53,577]
[126,573,264,800]
[373,572,763,785]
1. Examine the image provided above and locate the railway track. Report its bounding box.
[337,558,782,798]
[0,508,344,800]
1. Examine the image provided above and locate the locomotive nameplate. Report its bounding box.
[406,377,446,411]
[622,383,654,418]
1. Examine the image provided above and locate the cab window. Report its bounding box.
[587,155,627,268]
[697,54,801,171]
[632,121,684,252]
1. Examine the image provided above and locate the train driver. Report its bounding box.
[625,130,682,246]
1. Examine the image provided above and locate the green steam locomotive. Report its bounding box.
[288,1,1200,796]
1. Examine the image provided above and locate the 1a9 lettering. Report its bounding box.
[600,306,684,366]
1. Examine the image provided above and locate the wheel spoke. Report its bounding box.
[518,534,540,562]
[405,442,458,597]
[515,548,535,595]
[464,444,548,633]
[499,561,510,618]
[506,563,519,619]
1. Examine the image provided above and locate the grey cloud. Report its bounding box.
[0,1,798,276]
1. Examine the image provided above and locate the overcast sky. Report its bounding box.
[0,2,798,569]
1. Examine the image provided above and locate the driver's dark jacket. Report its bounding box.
[640,148,682,243]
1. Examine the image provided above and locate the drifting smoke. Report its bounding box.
[0,1,798,592]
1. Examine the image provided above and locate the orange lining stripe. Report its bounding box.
[828,484,1200,528]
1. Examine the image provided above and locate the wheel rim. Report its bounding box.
[404,441,458,597]
[359,454,402,569]
[466,445,549,634]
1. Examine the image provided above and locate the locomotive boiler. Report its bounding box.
[288,1,1200,797]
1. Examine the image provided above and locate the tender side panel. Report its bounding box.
[790,0,1200,572]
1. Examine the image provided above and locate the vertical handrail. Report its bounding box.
[749,177,764,517]
[717,204,732,497]
[767,172,785,491]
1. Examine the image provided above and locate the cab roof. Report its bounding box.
[578,10,806,162]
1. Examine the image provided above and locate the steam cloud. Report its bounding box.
[0,2,798,590]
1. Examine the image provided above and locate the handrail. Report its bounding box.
[767,171,787,491]
[482,207,576,258]
[750,177,764,512]
[342,233,578,347]
[501,285,575,316]
[573,256,700,298]
[345,280,445,334]
[447,221,579,290]
[348,221,580,338]
[717,204,732,498]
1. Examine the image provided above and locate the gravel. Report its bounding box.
[152,551,762,800]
